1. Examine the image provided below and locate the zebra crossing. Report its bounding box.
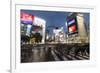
[21,43,89,63]
[50,49,89,61]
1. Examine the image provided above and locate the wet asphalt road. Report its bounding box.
[21,43,89,63]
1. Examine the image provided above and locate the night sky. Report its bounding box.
[21,10,90,34]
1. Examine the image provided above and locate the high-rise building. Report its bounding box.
[21,12,46,44]
[53,27,66,43]
[66,13,89,43]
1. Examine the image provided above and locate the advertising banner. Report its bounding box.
[21,13,34,24]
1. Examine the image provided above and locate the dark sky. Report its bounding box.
[21,10,90,34]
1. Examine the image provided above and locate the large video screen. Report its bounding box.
[68,25,77,33]
[67,19,75,25]
[67,16,78,34]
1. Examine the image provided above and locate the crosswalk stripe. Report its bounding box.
[75,55,86,60]
[51,50,60,61]
[67,55,77,60]
[50,49,89,61]
[54,50,71,60]
[79,55,89,59]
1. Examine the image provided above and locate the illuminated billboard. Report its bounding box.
[68,25,77,33]
[26,25,32,36]
[67,13,78,34]
[68,19,75,25]
[33,16,46,27]
[21,13,34,24]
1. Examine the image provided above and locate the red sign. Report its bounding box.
[68,25,76,33]
[21,13,34,24]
